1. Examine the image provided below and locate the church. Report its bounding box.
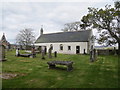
[34,28,94,54]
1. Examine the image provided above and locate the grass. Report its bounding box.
[1,50,119,88]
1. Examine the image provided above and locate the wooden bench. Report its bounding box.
[47,61,73,71]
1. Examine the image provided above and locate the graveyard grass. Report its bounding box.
[1,50,119,88]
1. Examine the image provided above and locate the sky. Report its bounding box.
[0,0,115,44]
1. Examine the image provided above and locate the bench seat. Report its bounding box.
[47,61,73,71]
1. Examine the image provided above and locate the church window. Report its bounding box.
[68,46,71,50]
[60,44,63,50]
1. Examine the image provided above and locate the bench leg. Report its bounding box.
[67,65,73,71]
[49,64,56,69]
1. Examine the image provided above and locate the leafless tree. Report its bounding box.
[16,28,35,49]
[61,21,82,32]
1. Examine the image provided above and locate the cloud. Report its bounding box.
[0,1,114,44]
[1,0,114,2]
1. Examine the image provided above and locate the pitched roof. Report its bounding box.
[35,30,91,43]
[0,33,10,45]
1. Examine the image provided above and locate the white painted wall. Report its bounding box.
[34,42,89,54]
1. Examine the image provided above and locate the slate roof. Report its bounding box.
[35,30,91,43]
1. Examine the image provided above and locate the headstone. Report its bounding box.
[38,46,42,53]
[16,48,20,56]
[48,46,52,58]
[0,45,6,61]
[90,50,93,62]
[54,51,57,58]
[41,46,45,59]
[84,49,86,55]
[90,48,97,62]
[90,45,94,62]
[45,47,47,55]
[30,47,36,58]
[93,49,97,61]
[114,47,117,55]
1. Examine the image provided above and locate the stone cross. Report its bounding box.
[48,46,52,58]
[0,45,6,61]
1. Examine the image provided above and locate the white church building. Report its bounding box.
[34,28,94,54]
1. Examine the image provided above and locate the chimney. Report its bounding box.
[40,25,43,35]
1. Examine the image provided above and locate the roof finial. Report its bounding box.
[41,25,43,28]
[40,25,43,35]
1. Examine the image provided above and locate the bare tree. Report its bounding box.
[61,21,82,32]
[16,28,35,49]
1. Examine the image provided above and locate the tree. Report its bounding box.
[16,28,35,49]
[80,1,120,55]
[61,21,82,32]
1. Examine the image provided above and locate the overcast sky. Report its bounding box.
[0,0,115,44]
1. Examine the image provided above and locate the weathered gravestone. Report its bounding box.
[45,47,47,55]
[48,46,52,58]
[84,49,86,55]
[0,45,6,61]
[16,48,20,56]
[90,48,97,62]
[90,45,95,62]
[114,47,117,55]
[41,46,45,59]
[54,51,57,58]
[30,47,36,58]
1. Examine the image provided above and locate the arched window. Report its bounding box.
[60,44,63,50]
[50,44,53,50]
[68,46,71,50]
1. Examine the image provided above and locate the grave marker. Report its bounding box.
[54,51,57,58]
[16,48,20,56]
[48,46,52,58]
[30,47,36,58]
[41,46,45,59]
[0,45,6,61]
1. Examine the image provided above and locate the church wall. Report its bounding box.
[34,42,89,54]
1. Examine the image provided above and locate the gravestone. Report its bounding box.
[84,49,86,55]
[16,48,20,56]
[38,46,42,53]
[0,45,6,61]
[114,47,117,55]
[95,49,98,60]
[30,47,36,58]
[54,51,57,58]
[90,45,94,62]
[41,46,45,59]
[45,47,47,55]
[93,49,97,61]
[48,46,52,58]
[90,49,97,62]
[90,50,94,62]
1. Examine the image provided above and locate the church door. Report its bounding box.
[76,46,80,54]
